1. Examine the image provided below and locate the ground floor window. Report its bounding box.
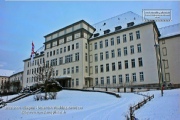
[76,78,79,86]
[140,72,144,81]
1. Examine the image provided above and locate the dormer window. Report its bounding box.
[127,22,134,27]
[115,26,122,31]
[94,33,100,37]
[104,29,110,34]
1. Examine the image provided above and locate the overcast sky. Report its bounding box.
[0,1,179,73]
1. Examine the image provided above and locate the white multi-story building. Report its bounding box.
[23,11,179,89]
[88,12,161,88]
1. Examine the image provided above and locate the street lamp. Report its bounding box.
[154,43,164,96]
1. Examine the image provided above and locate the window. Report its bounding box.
[105,39,108,47]
[63,69,66,75]
[76,78,79,86]
[117,36,120,44]
[100,65,103,72]
[53,50,55,55]
[131,59,135,68]
[72,79,74,87]
[137,44,141,53]
[64,47,66,52]
[136,30,140,39]
[138,58,143,67]
[119,75,123,83]
[111,38,114,46]
[85,53,88,61]
[107,76,110,84]
[106,51,109,59]
[95,54,98,62]
[56,49,59,55]
[95,66,98,74]
[130,45,134,54]
[47,52,49,57]
[50,51,52,56]
[95,78,98,85]
[76,66,79,73]
[118,61,122,70]
[117,48,121,57]
[72,67,74,74]
[51,58,57,66]
[75,53,79,61]
[85,66,88,73]
[123,34,126,43]
[163,60,169,69]
[94,42,97,50]
[126,74,129,83]
[68,46,70,51]
[85,43,88,49]
[162,47,167,56]
[140,72,144,81]
[111,50,115,58]
[100,52,103,61]
[76,43,79,49]
[59,57,63,65]
[72,44,74,50]
[125,60,128,69]
[46,61,49,67]
[112,62,115,71]
[124,47,127,56]
[37,59,39,65]
[67,68,70,74]
[129,32,133,41]
[106,64,109,72]
[100,41,103,48]
[60,48,62,53]
[65,55,72,63]
[101,77,104,85]
[113,75,116,84]
[70,54,73,62]
[132,73,136,82]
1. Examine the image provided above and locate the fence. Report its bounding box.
[129,94,154,120]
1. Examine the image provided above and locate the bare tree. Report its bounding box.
[33,63,62,100]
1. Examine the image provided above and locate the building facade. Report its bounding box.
[0,76,9,92]
[22,12,179,89]
[89,21,161,88]
[159,23,180,87]
[9,71,23,92]
[23,53,44,87]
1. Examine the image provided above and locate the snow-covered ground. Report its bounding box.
[1,94,19,102]
[0,89,179,120]
[135,89,180,120]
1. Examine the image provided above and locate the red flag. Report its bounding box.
[31,42,35,64]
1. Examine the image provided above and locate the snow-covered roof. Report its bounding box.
[0,69,15,77]
[159,23,180,39]
[90,11,145,39]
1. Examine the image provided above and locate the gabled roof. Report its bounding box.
[90,11,147,39]
[0,69,14,77]
[159,23,180,39]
